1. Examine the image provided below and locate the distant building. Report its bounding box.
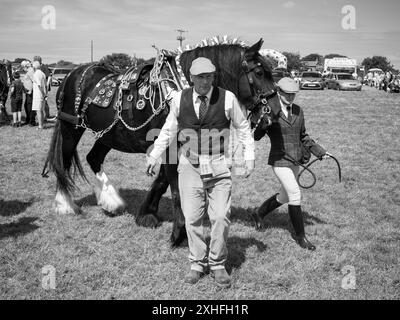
[324,57,357,75]
[303,59,318,71]
[301,59,323,72]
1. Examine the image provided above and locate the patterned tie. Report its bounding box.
[198,95,208,122]
[287,106,292,122]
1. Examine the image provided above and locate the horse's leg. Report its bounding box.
[86,140,125,215]
[52,122,85,215]
[136,164,170,228]
[164,164,187,247]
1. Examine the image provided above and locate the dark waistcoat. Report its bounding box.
[177,87,230,166]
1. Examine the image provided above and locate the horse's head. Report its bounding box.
[238,39,277,111]
[176,37,280,129]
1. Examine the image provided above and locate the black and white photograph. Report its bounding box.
[0,0,399,304]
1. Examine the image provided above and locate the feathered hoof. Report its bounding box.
[135,214,161,228]
[54,199,81,215]
[54,191,81,215]
[96,185,126,216]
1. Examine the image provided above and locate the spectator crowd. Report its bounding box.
[2,55,54,128]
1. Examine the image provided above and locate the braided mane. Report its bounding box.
[173,36,273,96]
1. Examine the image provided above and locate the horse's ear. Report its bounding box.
[245,38,264,58]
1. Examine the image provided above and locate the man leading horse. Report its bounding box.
[146,57,255,288]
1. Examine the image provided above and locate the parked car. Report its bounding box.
[272,69,291,83]
[325,73,362,91]
[51,67,74,86]
[299,71,324,90]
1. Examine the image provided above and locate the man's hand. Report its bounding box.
[244,159,255,178]
[146,155,158,177]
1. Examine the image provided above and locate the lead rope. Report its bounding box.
[284,152,342,189]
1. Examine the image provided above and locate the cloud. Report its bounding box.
[283,1,295,9]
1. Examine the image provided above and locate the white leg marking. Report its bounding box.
[54,190,80,215]
[94,170,125,213]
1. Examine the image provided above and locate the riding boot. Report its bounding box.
[250,193,281,230]
[288,205,316,251]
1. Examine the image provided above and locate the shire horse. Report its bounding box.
[45,37,280,246]
[0,61,12,123]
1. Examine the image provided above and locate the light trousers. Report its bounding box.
[178,160,232,272]
[272,165,301,206]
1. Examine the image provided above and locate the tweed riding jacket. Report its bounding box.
[263,103,326,167]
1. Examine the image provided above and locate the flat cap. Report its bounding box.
[277,77,299,93]
[190,57,216,75]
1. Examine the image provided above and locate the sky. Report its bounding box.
[0,0,399,69]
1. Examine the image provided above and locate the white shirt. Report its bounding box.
[150,87,255,161]
[22,67,34,93]
[32,69,47,101]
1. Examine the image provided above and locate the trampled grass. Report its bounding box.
[0,85,399,300]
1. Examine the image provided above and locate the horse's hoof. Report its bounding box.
[102,206,125,217]
[135,214,161,228]
[170,225,187,247]
[54,203,81,215]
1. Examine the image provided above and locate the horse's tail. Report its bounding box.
[45,118,88,194]
[44,68,88,194]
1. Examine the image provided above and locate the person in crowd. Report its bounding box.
[250,77,327,251]
[10,71,24,127]
[32,60,47,129]
[146,57,255,288]
[33,55,52,120]
[21,60,36,126]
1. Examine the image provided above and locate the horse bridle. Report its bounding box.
[241,56,278,132]
[241,59,277,110]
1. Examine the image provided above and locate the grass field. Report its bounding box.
[0,84,399,300]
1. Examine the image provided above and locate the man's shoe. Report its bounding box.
[184,270,203,284]
[211,269,231,288]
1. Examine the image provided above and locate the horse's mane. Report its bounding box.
[177,36,273,96]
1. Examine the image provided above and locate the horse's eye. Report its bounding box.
[255,69,264,77]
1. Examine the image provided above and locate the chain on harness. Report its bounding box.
[70,51,180,139]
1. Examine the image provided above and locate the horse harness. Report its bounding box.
[57,51,181,139]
